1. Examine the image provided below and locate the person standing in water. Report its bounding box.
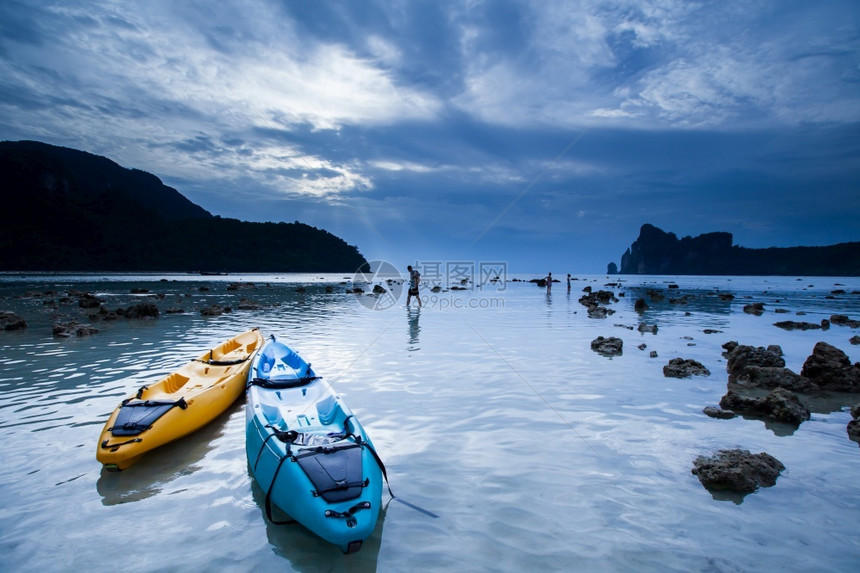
[407,265,422,307]
[545,272,553,292]
[567,273,572,292]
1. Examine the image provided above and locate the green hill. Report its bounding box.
[0,140,366,272]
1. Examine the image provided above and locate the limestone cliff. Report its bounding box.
[612,224,860,276]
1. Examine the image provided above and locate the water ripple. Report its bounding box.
[1,274,859,571]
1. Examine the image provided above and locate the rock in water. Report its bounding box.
[734,366,819,393]
[590,336,623,356]
[703,406,736,419]
[0,311,27,330]
[801,341,860,392]
[761,388,811,425]
[200,305,224,317]
[663,358,710,378]
[774,320,822,331]
[831,315,860,328]
[720,388,810,426]
[743,303,765,316]
[692,449,785,493]
[722,340,739,355]
[52,321,98,337]
[848,404,860,445]
[125,302,160,319]
[726,345,785,383]
[638,322,658,334]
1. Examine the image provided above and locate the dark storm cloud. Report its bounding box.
[1,0,858,271]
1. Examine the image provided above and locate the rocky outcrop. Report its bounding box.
[236,298,263,310]
[722,340,738,355]
[78,293,103,309]
[663,358,710,378]
[612,223,860,276]
[692,449,785,493]
[848,404,860,445]
[774,320,826,331]
[831,315,860,328]
[201,305,228,317]
[720,388,810,426]
[124,302,159,319]
[618,224,733,275]
[800,342,860,392]
[579,290,617,319]
[591,336,623,356]
[725,342,860,393]
[726,345,785,383]
[588,306,614,319]
[734,366,820,393]
[0,311,27,330]
[703,406,736,419]
[638,322,658,334]
[743,303,765,316]
[52,321,98,337]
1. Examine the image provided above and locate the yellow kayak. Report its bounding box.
[97,328,263,471]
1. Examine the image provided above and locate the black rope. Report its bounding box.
[264,452,297,525]
[361,441,395,499]
[360,440,440,518]
[253,432,279,471]
[341,415,357,440]
[251,423,298,525]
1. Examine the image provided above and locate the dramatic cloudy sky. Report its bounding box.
[1,0,858,273]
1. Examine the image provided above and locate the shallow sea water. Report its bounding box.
[1,273,859,572]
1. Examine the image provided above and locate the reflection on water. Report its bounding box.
[96,403,237,505]
[249,475,386,572]
[407,308,421,351]
[1,273,860,571]
[707,489,748,505]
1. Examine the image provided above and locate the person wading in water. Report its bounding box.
[407,265,422,308]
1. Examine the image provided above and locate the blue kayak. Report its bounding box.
[245,335,383,553]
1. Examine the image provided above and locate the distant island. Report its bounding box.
[0,141,367,272]
[609,224,860,276]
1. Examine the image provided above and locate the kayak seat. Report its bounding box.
[110,398,187,436]
[261,403,284,426]
[259,352,275,374]
[316,395,345,426]
[259,343,311,380]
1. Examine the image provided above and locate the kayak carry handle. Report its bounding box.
[100,437,142,449]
